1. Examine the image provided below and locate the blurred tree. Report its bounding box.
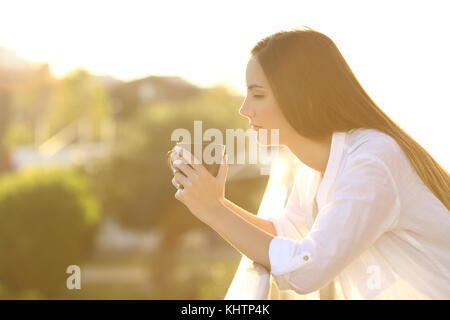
[109,75,202,120]
[2,63,54,148]
[3,122,34,148]
[0,47,55,148]
[12,64,52,121]
[46,68,110,141]
[0,88,12,174]
[0,166,101,298]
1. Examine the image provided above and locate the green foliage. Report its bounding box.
[3,123,34,148]
[46,68,110,138]
[0,166,101,298]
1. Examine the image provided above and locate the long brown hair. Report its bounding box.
[251,26,450,210]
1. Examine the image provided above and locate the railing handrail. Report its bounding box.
[224,147,299,300]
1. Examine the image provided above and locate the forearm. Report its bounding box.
[206,201,274,271]
[223,198,277,237]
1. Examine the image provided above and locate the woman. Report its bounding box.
[170,27,450,299]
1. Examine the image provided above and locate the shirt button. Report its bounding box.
[303,255,309,261]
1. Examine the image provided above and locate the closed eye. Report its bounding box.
[253,95,264,99]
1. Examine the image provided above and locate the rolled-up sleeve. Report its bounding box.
[268,154,401,294]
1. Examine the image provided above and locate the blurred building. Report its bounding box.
[109,75,204,118]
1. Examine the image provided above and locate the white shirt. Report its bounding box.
[267,128,450,299]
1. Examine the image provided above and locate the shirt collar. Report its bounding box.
[316,130,348,206]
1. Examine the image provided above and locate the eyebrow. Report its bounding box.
[247,84,265,90]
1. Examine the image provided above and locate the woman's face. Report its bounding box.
[239,56,294,145]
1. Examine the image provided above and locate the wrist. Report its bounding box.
[202,198,227,226]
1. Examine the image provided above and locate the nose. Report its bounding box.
[239,98,254,119]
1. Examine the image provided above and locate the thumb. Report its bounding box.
[216,154,229,181]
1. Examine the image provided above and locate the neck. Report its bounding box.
[285,132,332,175]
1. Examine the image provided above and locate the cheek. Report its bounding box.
[264,107,286,129]
[258,102,278,124]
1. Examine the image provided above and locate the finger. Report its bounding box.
[171,177,183,189]
[177,147,208,175]
[217,154,229,181]
[173,146,190,163]
[172,159,197,179]
[174,171,191,188]
[175,188,184,201]
[171,177,178,188]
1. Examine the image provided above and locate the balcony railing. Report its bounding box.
[225,146,322,300]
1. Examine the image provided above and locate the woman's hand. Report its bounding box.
[171,148,229,224]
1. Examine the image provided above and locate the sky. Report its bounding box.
[0,0,448,167]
